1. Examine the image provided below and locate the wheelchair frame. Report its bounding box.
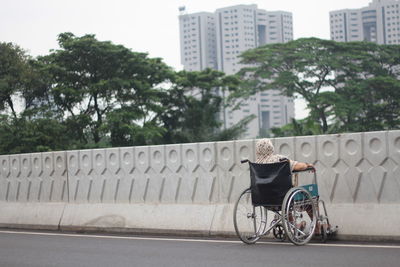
[233,160,335,246]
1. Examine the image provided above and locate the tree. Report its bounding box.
[159,68,253,143]
[42,32,173,146]
[333,76,400,132]
[21,58,56,112]
[106,107,166,147]
[331,42,400,131]
[270,117,341,137]
[238,38,342,132]
[0,112,70,154]
[0,42,31,117]
[238,38,400,135]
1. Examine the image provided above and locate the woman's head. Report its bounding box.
[255,138,275,161]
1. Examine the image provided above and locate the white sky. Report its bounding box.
[0,0,373,118]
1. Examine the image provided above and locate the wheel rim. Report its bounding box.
[282,188,316,245]
[233,189,267,244]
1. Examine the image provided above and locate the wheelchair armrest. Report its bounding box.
[292,166,315,173]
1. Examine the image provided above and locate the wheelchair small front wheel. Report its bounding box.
[281,187,317,246]
[272,224,286,241]
[233,188,267,244]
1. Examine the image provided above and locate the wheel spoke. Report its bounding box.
[282,187,317,245]
[233,188,268,244]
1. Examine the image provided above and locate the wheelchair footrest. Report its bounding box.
[328,225,339,235]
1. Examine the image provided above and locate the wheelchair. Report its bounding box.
[233,159,336,246]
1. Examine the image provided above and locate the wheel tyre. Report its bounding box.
[281,187,317,246]
[233,188,263,244]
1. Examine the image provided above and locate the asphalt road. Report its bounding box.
[0,230,399,267]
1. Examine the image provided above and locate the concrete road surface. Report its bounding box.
[0,230,399,267]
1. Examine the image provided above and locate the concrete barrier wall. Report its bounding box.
[0,152,68,229]
[0,130,399,240]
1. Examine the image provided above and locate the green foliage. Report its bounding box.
[271,117,340,137]
[159,69,251,143]
[334,76,400,132]
[41,32,174,144]
[239,38,400,136]
[239,38,342,132]
[0,113,70,154]
[33,32,179,148]
[0,34,250,154]
[106,107,166,147]
[0,42,31,117]
[2,35,399,153]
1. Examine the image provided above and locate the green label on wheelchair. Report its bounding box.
[294,184,319,201]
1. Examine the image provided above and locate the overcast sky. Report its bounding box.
[1,0,373,118]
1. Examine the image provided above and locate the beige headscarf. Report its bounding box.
[255,138,297,172]
[255,138,281,163]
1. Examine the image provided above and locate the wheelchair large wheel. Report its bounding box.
[281,187,317,245]
[233,188,267,244]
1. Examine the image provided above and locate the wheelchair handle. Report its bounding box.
[240,159,249,164]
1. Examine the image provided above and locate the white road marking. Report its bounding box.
[0,230,399,249]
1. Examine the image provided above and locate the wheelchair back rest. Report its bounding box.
[249,161,292,206]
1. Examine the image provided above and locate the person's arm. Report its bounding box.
[293,162,315,172]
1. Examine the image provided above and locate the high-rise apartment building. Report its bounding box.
[179,12,217,71]
[330,0,400,44]
[179,5,295,138]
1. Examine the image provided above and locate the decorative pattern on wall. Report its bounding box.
[1,131,399,205]
[0,152,68,202]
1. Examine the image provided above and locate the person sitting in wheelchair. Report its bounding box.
[255,138,318,232]
[255,138,315,186]
[233,138,333,245]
